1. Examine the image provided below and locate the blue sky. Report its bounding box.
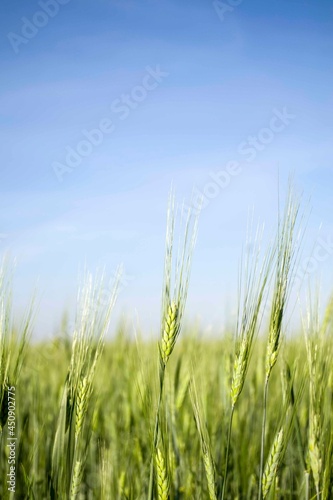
[0,0,333,337]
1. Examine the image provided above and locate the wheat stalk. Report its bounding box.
[259,185,303,500]
[51,269,120,498]
[148,190,199,500]
[303,298,326,499]
[223,220,273,500]
[190,378,217,500]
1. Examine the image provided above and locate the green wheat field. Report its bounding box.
[0,188,332,499]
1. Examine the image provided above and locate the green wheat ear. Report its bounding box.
[70,460,82,500]
[159,190,199,369]
[75,375,90,438]
[155,446,170,500]
[160,301,179,366]
[262,429,284,499]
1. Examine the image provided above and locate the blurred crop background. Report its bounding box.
[0,0,333,337]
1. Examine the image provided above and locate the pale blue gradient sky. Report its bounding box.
[0,0,332,337]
